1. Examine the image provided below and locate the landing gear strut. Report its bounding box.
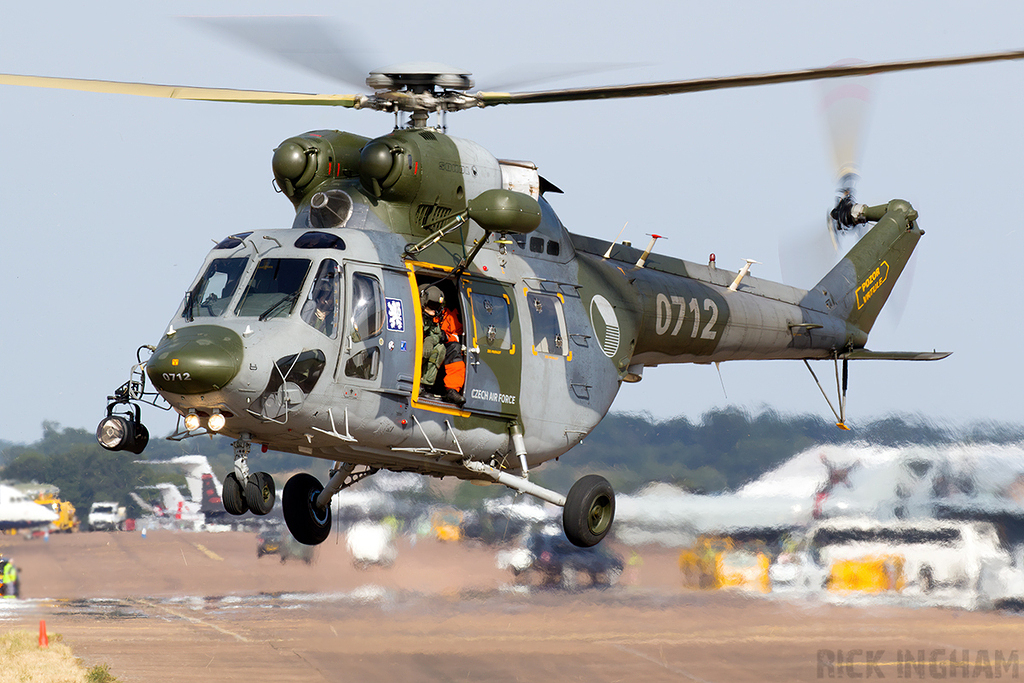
[282,473,331,545]
[222,435,276,517]
[282,463,378,546]
[463,459,615,547]
[563,475,615,548]
[245,471,276,515]
[222,472,246,515]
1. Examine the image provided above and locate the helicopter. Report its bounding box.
[5,44,1019,549]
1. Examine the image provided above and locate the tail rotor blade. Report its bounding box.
[780,60,879,289]
[779,218,841,289]
[819,59,875,186]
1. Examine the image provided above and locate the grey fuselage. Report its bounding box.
[145,128,920,483]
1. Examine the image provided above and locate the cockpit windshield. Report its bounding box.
[234,258,311,319]
[183,258,248,320]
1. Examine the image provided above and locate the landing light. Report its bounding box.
[208,411,226,432]
[184,411,201,432]
[96,414,149,454]
[97,415,128,449]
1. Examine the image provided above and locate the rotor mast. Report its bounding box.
[364,62,474,128]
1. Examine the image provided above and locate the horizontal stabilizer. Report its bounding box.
[839,349,951,361]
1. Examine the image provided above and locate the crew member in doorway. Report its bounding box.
[420,285,466,406]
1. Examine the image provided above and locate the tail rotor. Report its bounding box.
[780,60,877,287]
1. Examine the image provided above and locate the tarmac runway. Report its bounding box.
[2,530,1023,682]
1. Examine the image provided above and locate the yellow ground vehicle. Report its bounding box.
[431,508,464,542]
[679,535,770,593]
[34,492,78,533]
[828,555,905,593]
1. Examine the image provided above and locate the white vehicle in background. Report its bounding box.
[88,501,126,531]
[787,517,1018,609]
[346,521,398,569]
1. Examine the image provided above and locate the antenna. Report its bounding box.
[728,259,760,292]
[603,222,629,259]
[635,234,665,268]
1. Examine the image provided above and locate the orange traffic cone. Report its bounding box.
[38,620,48,647]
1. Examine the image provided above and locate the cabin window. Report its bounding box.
[345,347,379,379]
[469,290,512,351]
[527,292,568,357]
[546,240,560,257]
[294,231,346,250]
[213,232,252,249]
[301,259,342,338]
[529,236,544,253]
[234,258,311,319]
[183,257,248,319]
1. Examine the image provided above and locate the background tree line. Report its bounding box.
[2,411,1021,517]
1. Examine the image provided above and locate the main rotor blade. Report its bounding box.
[0,73,364,107]
[6,47,1022,113]
[185,15,375,92]
[474,49,1024,106]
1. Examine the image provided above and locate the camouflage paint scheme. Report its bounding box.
[146,127,924,485]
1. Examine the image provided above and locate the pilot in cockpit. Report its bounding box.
[302,277,336,337]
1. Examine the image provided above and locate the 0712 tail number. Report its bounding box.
[654,294,718,340]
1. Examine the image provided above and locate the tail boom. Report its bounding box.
[610,199,927,369]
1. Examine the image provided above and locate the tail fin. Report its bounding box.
[814,199,922,335]
[200,473,223,513]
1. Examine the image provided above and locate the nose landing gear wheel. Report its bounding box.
[283,472,332,546]
[222,472,247,516]
[245,471,276,515]
[563,474,615,548]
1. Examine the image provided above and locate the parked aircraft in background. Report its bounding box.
[614,444,1024,547]
[0,484,59,532]
[134,455,227,529]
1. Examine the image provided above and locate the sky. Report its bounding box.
[1,1,1022,445]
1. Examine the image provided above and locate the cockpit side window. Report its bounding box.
[301,259,342,338]
[348,273,384,341]
[183,258,248,320]
[344,273,384,380]
[234,258,311,319]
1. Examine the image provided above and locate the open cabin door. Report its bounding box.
[408,269,521,418]
[461,277,521,417]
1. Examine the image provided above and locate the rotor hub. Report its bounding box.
[363,62,476,122]
[366,62,473,91]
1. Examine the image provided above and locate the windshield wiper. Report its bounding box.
[258,292,299,321]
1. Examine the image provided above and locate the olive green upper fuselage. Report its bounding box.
[146,127,921,482]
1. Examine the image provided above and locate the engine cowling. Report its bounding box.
[272,130,369,207]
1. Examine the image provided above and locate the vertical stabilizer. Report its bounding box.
[142,455,222,508]
[813,199,922,336]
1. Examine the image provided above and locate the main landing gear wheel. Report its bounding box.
[283,472,332,546]
[563,474,615,548]
[245,471,276,515]
[222,472,247,516]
